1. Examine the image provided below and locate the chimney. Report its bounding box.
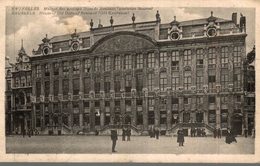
[232,13,237,25]
[239,13,246,32]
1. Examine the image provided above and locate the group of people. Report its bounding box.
[148,126,160,139]
[122,126,131,141]
[225,129,237,144]
[190,127,206,137]
[213,128,222,138]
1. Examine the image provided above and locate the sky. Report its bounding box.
[5,7,255,63]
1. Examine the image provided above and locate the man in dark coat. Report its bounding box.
[177,129,184,146]
[213,128,217,138]
[122,127,126,141]
[217,128,221,138]
[126,127,131,141]
[111,129,118,152]
[155,127,160,140]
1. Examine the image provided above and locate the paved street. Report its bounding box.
[6,135,254,154]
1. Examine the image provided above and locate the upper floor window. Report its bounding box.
[221,69,229,92]
[171,51,179,70]
[208,47,216,68]
[94,76,100,93]
[196,49,204,68]
[62,61,69,76]
[196,70,203,90]
[115,55,120,70]
[148,52,155,68]
[125,74,132,92]
[73,60,80,75]
[53,62,59,75]
[73,78,80,95]
[21,76,26,87]
[114,75,121,93]
[63,79,69,95]
[36,65,41,77]
[160,72,167,91]
[26,75,31,86]
[172,71,179,91]
[84,58,91,73]
[94,57,101,72]
[221,46,229,68]
[234,46,241,67]
[184,49,192,66]
[136,73,143,93]
[44,64,50,76]
[125,54,132,69]
[104,56,111,71]
[184,71,191,90]
[136,53,143,69]
[148,73,154,91]
[104,76,110,93]
[15,78,20,87]
[160,52,167,67]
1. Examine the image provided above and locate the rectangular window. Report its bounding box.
[184,49,192,66]
[196,97,203,104]
[94,76,100,93]
[171,50,179,70]
[15,78,20,87]
[44,81,50,97]
[26,75,31,86]
[44,64,50,76]
[115,55,120,70]
[94,57,101,71]
[208,70,216,92]
[21,76,26,87]
[84,77,91,94]
[36,65,41,77]
[114,75,121,93]
[196,49,204,68]
[125,74,132,92]
[62,79,69,95]
[73,78,80,95]
[221,96,228,104]
[125,54,132,69]
[196,70,203,90]
[221,46,229,68]
[104,76,110,93]
[104,56,111,71]
[62,61,69,76]
[136,73,143,93]
[234,46,241,67]
[160,52,167,67]
[209,96,215,103]
[84,58,91,73]
[208,110,216,123]
[208,47,216,68]
[221,69,229,92]
[184,71,191,90]
[53,62,59,75]
[36,81,41,97]
[73,60,80,75]
[136,53,143,69]
[160,72,167,91]
[54,80,59,96]
[172,71,179,90]
[234,68,241,91]
[148,73,154,91]
[148,52,155,68]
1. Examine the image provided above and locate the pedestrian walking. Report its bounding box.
[177,129,184,146]
[217,128,221,138]
[126,126,131,141]
[111,129,118,152]
[244,128,248,138]
[155,127,160,140]
[213,128,217,138]
[122,126,126,141]
[22,129,26,137]
[190,127,193,137]
[28,128,31,137]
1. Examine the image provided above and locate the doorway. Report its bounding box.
[196,112,204,123]
[232,115,242,135]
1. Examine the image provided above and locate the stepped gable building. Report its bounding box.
[16,11,252,135]
[5,41,32,135]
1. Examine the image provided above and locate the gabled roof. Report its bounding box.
[50,31,91,43]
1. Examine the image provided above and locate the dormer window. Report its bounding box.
[42,47,49,55]
[170,32,180,40]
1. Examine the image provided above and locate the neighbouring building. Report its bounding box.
[6,11,255,136]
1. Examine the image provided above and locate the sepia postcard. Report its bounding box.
[0,0,259,163]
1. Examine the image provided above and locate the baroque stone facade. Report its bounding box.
[5,11,255,136]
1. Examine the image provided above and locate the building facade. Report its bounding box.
[6,11,255,136]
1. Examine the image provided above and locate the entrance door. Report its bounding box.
[232,115,242,135]
[196,112,203,123]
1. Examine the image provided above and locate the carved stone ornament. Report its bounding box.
[131,89,136,98]
[110,91,115,99]
[30,95,36,103]
[58,94,63,101]
[216,84,221,93]
[89,91,95,99]
[100,91,105,99]
[40,95,45,102]
[121,91,125,99]
[68,93,72,101]
[191,86,196,93]
[228,84,233,92]
[49,95,54,102]
[79,92,83,100]
[203,85,208,94]
[71,41,80,51]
